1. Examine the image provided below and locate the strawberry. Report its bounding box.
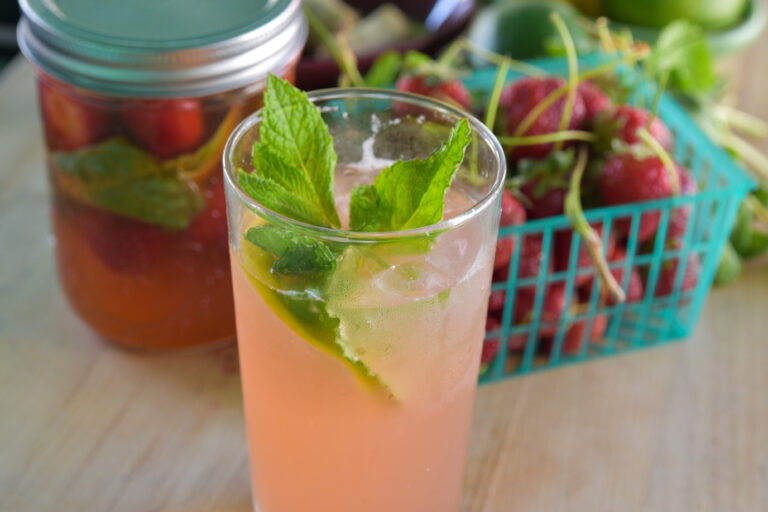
[500,189,527,226]
[39,79,111,151]
[500,77,586,160]
[507,331,528,351]
[483,316,527,365]
[579,246,644,304]
[516,149,574,219]
[554,314,609,355]
[493,190,527,270]
[518,233,549,280]
[554,223,617,286]
[184,175,228,246]
[608,247,644,303]
[395,75,472,112]
[611,105,672,149]
[121,98,205,159]
[514,283,567,337]
[488,288,506,313]
[482,316,502,366]
[667,167,698,240]
[578,81,612,122]
[493,233,549,282]
[655,252,701,297]
[494,238,514,271]
[83,210,172,273]
[520,179,568,219]
[599,155,675,242]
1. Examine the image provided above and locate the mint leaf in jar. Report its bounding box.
[52,138,204,230]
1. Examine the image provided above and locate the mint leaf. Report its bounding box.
[349,118,472,231]
[253,74,341,228]
[55,138,162,183]
[274,286,394,397]
[90,176,203,230]
[52,139,204,230]
[348,184,380,231]
[237,250,392,396]
[238,169,329,227]
[244,225,338,275]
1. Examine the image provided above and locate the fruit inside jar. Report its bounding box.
[40,73,286,350]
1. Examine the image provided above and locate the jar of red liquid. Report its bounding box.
[17,0,306,350]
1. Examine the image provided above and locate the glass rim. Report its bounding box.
[222,87,507,242]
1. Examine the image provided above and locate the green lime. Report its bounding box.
[603,0,748,30]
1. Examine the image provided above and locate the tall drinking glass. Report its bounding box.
[223,89,506,512]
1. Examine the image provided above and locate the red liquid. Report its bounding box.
[38,66,295,349]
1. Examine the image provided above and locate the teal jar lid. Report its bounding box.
[17,0,307,97]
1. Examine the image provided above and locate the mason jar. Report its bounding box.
[17,0,307,350]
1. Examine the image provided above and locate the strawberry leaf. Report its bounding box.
[645,21,717,95]
[364,50,403,87]
[516,148,574,196]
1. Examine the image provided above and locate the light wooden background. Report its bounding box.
[2,25,768,512]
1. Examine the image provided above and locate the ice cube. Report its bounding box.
[425,225,484,282]
[373,260,455,301]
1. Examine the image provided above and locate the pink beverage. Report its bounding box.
[224,90,505,512]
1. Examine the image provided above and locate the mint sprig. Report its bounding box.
[239,169,332,228]
[237,74,472,395]
[247,73,341,228]
[349,118,471,231]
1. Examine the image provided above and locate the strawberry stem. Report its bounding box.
[647,69,669,128]
[596,17,617,53]
[485,57,511,130]
[305,6,365,87]
[499,130,596,147]
[437,38,466,68]
[550,12,579,153]
[637,128,680,195]
[564,147,626,303]
[718,131,768,182]
[714,105,768,139]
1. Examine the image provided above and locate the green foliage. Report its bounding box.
[645,21,718,95]
[349,118,472,231]
[244,225,339,275]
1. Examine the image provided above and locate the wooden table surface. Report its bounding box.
[2,27,768,511]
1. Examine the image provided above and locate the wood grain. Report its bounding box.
[1,23,768,510]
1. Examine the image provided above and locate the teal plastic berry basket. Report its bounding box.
[466,57,755,383]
